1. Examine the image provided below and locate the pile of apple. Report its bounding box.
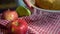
[2,9,28,34]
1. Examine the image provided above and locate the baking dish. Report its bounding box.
[24,0,60,12]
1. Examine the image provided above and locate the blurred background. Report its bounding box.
[0,0,26,13]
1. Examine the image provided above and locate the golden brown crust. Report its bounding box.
[35,0,60,10]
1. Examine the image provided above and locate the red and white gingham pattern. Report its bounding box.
[0,14,10,26]
[0,19,10,26]
[24,8,60,34]
[0,10,60,34]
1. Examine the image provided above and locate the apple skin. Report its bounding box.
[11,18,28,34]
[3,10,18,21]
[16,6,31,17]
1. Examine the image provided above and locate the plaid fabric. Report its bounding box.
[24,8,60,34]
[0,13,10,26]
[0,9,60,34]
[0,19,10,26]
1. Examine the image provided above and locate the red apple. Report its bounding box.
[3,9,18,21]
[11,18,28,34]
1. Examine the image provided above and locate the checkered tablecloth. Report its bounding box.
[0,9,60,34]
[24,9,60,34]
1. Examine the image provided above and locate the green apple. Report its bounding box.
[16,6,31,17]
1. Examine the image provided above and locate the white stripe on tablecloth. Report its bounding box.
[56,22,60,34]
[56,27,60,34]
[49,24,55,34]
[40,26,45,34]
[28,26,39,34]
[42,22,50,34]
[54,21,60,34]
[46,23,52,34]
[56,28,60,34]
[43,22,51,34]
[52,20,59,34]
[41,26,47,34]
[37,16,47,34]
[49,21,57,34]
